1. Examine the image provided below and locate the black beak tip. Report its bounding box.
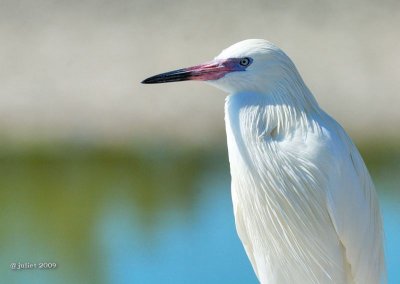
[141,68,192,85]
[141,77,153,84]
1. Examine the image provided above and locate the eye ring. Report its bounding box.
[239,57,251,67]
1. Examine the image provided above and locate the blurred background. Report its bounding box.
[1,0,399,283]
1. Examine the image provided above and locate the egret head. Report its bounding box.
[142,39,300,94]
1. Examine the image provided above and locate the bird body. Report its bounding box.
[225,91,383,284]
[142,39,385,284]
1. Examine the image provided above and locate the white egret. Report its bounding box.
[142,39,385,284]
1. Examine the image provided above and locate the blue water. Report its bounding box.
[96,170,258,284]
[381,192,400,284]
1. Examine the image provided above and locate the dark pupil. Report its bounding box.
[241,58,249,66]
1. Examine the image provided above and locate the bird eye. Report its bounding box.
[239,57,251,67]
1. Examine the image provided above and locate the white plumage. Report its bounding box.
[142,39,386,284]
[218,40,385,284]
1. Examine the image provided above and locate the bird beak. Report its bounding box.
[141,59,238,84]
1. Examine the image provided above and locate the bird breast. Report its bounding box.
[224,92,348,284]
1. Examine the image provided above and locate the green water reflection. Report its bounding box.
[0,143,398,284]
